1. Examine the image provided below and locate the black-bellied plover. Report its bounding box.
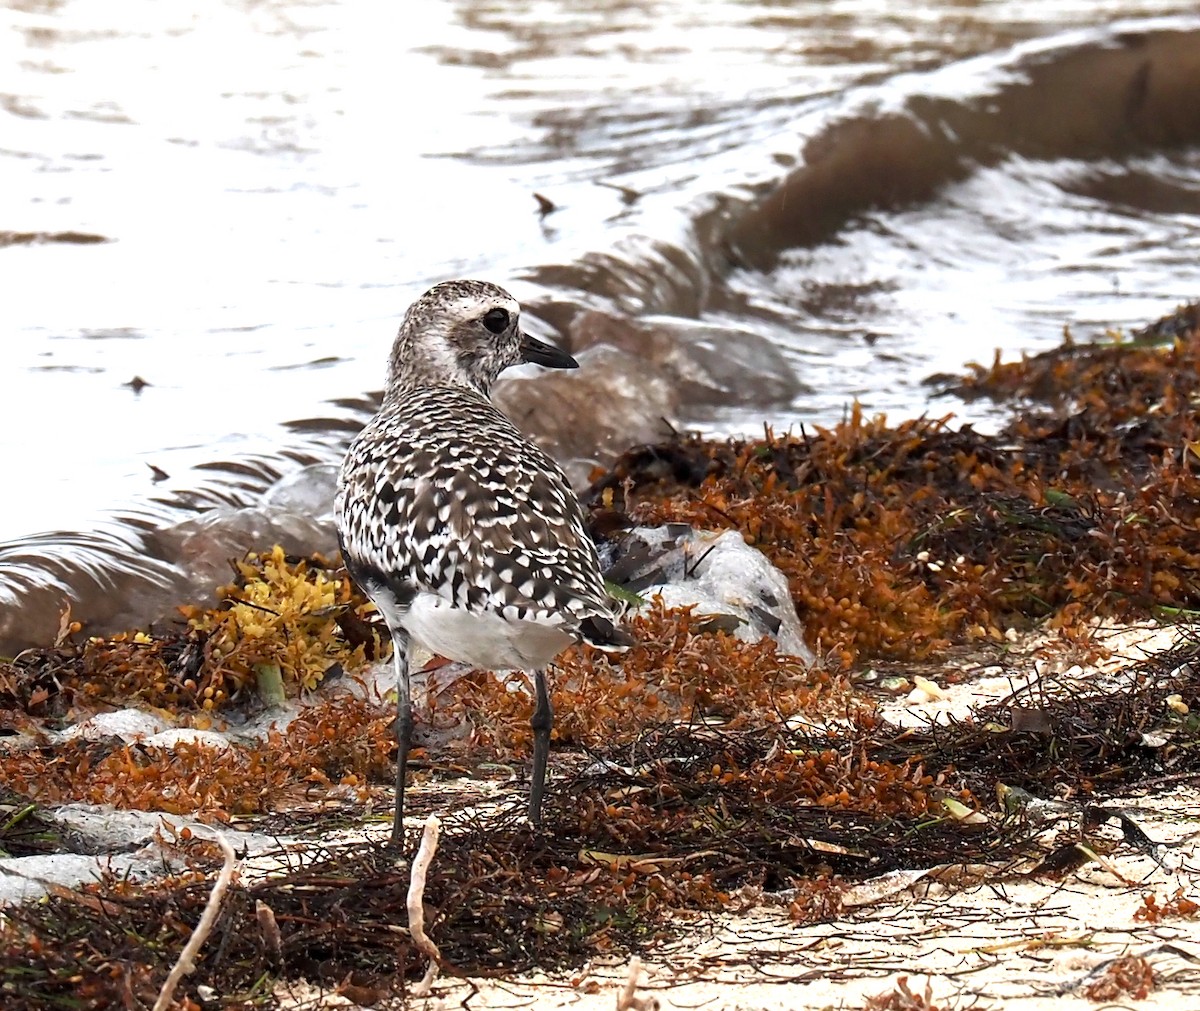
[335,279,632,846]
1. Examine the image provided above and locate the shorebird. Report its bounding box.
[335,279,632,846]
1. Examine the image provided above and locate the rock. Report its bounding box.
[568,308,805,407]
[0,531,187,658]
[61,709,168,743]
[151,504,335,606]
[604,526,814,662]
[50,806,186,850]
[0,808,290,904]
[261,463,339,525]
[0,853,149,904]
[49,804,283,854]
[142,728,232,751]
[494,344,679,486]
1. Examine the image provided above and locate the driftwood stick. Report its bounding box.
[616,956,659,1011]
[407,814,442,996]
[152,830,239,1011]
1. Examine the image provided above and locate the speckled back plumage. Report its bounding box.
[335,279,623,665]
[337,385,610,626]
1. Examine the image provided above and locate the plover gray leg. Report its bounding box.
[390,628,412,848]
[528,667,553,826]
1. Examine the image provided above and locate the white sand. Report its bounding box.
[274,621,1200,1010]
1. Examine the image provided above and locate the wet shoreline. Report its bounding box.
[4,15,1200,656]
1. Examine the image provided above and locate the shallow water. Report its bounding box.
[3,0,1200,649]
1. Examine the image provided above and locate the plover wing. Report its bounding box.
[337,386,623,669]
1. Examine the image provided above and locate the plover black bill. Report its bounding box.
[335,279,632,846]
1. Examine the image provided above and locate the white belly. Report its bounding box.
[400,591,575,671]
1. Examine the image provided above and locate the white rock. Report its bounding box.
[142,728,232,750]
[61,709,167,743]
[611,526,813,662]
[50,805,179,849]
[0,812,288,905]
[49,804,286,856]
[0,853,146,905]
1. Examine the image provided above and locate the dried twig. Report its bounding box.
[616,956,659,1011]
[407,814,442,996]
[152,830,238,1011]
[256,899,283,968]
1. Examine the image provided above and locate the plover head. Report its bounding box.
[386,279,578,397]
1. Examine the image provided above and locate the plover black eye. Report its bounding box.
[482,307,510,334]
